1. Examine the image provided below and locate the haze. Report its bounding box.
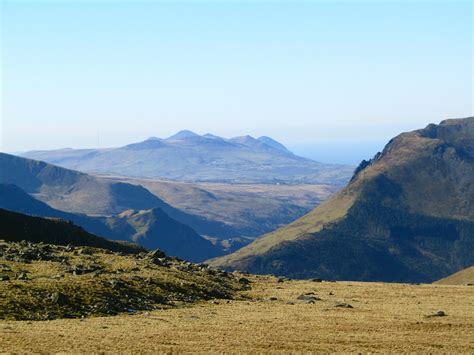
[1,0,472,164]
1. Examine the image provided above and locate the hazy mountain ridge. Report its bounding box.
[0,152,237,239]
[22,131,353,184]
[210,117,474,282]
[0,183,222,262]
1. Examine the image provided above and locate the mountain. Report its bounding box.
[102,208,222,262]
[167,130,200,140]
[0,208,142,254]
[0,153,235,238]
[21,132,353,184]
[435,266,474,285]
[0,183,222,262]
[0,183,113,238]
[257,136,291,154]
[209,117,474,283]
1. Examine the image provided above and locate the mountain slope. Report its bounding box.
[0,153,234,238]
[22,132,353,185]
[0,208,142,254]
[209,117,474,283]
[435,266,474,285]
[0,184,222,262]
[103,208,223,262]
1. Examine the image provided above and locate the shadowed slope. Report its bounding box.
[0,208,143,254]
[0,153,235,238]
[0,184,222,262]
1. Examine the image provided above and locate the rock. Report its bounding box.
[335,303,353,308]
[296,294,321,302]
[286,301,295,305]
[78,247,94,255]
[50,292,68,306]
[429,310,447,317]
[147,250,166,259]
[0,264,11,272]
[238,277,251,285]
[0,274,10,281]
[108,280,126,289]
[268,297,278,301]
[311,278,323,282]
[17,272,28,280]
[277,277,286,283]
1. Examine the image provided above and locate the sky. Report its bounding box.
[1,0,472,164]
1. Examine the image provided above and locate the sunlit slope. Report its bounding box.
[210,117,474,282]
[435,266,474,285]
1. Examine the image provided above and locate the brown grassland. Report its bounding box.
[1,275,473,353]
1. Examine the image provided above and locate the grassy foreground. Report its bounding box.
[0,240,244,320]
[1,274,473,352]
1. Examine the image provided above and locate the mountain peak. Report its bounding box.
[229,135,258,145]
[202,133,223,140]
[257,136,291,153]
[167,130,200,140]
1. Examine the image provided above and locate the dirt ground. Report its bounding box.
[1,277,473,353]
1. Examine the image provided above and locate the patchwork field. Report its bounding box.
[2,276,473,353]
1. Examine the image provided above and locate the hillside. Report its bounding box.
[0,184,221,262]
[0,153,237,238]
[435,266,474,285]
[0,208,142,254]
[21,131,353,185]
[102,208,223,262]
[0,239,243,320]
[210,117,474,283]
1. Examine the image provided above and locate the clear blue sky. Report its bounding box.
[1,0,472,163]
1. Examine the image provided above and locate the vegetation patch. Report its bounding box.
[0,240,247,320]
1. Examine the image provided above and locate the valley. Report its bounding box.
[103,175,338,238]
[3,1,471,351]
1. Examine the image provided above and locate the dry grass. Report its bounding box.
[0,241,242,320]
[1,275,473,353]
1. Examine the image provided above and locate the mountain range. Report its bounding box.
[0,154,236,261]
[21,131,353,185]
[209,117,474,283]
[0,182,222,262]
[0,152,235,236]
